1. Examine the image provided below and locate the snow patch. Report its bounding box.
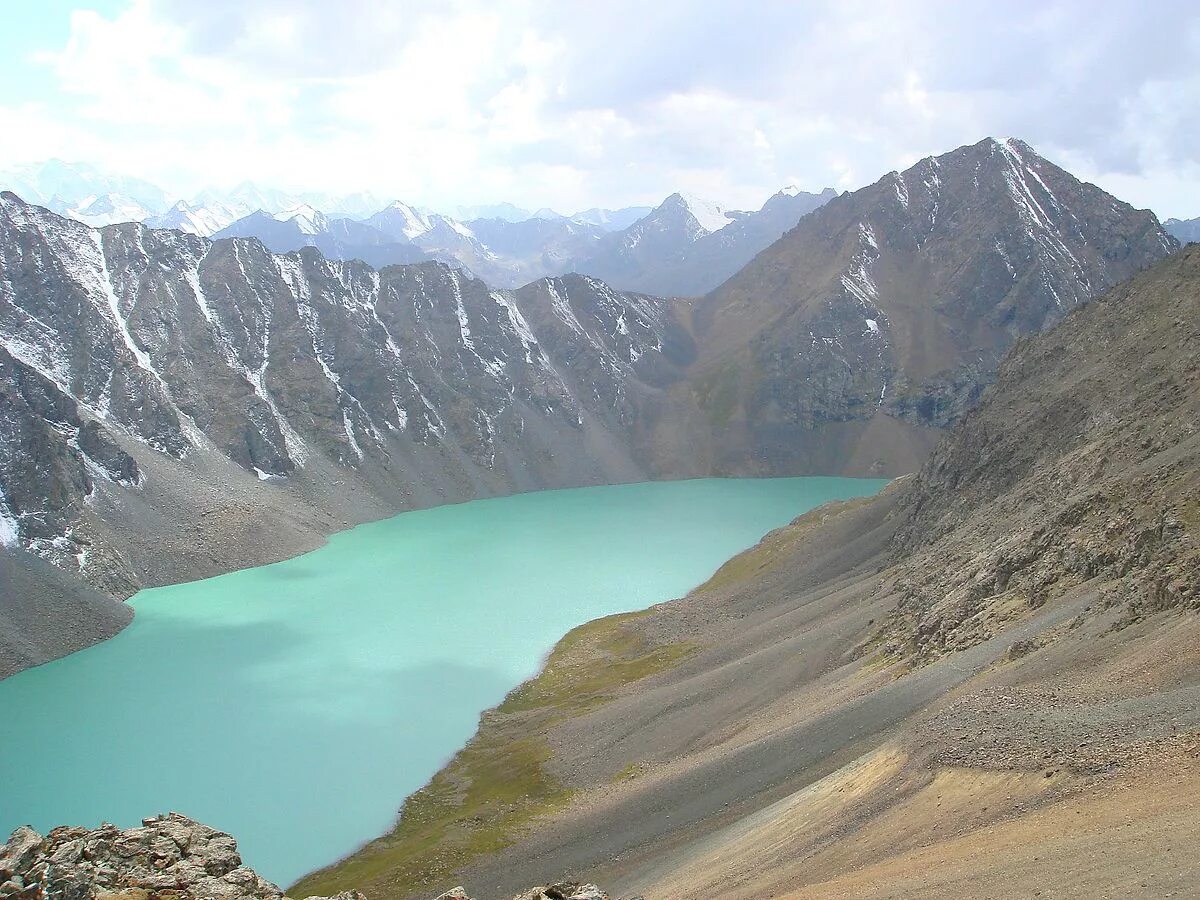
[448,270,505,379]
[342,410,364,460]
[274,205,325,234]
[0,494,18,547]
[676,193,736,233]
[545,279,588,338]
[865,318,880,334]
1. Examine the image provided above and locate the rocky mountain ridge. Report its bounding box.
[659,136,1178,477]
[0,191,689,609]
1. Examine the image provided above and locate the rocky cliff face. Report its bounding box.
[673,137,1178,476]
[880,244,1200,661]
[0,192,688,605]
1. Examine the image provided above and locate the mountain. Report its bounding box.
[574,193,742,294]
[1165,216,1200,244]
[316,190,389,220]
[62,192,158,227]
[367,203,608,288]
[365,201,436,242]
[661,137,1178,477]
[0,159,170,215]
[0,191,690,624]
[458,216,606,284]
[296,246,1200,900]
[0,138,1179,679]
[215,207,430,268]
[569,206,654,232]
[575,188,834,296]
[145,199,246,236]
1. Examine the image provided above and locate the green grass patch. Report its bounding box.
[698,495,877,595]
[289,611,698,900]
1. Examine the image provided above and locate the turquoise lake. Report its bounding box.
[0,477,887,885]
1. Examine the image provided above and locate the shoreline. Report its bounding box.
[288,483,906,899]
[2,473,891,682]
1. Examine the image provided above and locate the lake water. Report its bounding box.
[0,477,886,885]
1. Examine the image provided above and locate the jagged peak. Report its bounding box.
[658,191,735,233]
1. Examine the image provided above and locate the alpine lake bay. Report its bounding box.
[0,476,887,886]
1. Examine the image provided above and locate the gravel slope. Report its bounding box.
[0,546,132,678]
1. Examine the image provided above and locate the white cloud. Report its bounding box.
[1,0,1197,216]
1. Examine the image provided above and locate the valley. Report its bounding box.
[0,126,1195,900]
[0,476,886,887]
[296,247,1200,899]
[0,138,1176,682]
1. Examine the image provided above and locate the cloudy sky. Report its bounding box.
[2,0,1198,216]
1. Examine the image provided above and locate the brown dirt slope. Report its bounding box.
[294,248,1200,898]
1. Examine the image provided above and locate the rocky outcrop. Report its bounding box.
[0,818,615,900]
[0,815,363,900]
[878,244,1200,661]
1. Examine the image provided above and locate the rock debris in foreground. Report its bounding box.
[0,815,616,900]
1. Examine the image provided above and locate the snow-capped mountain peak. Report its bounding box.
[672,193,736,234]
[273,204,326,234]
[378,201,433,240]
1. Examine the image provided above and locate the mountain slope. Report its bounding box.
[0,192,691,657]
[0,546,133,678]
[663,137,1178,477]
[296,246,1200,900]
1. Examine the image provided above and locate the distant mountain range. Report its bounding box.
[0,159,839,294]
[201,188,838,292]
[1165,217,1200,244]
[573,187,836,295]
